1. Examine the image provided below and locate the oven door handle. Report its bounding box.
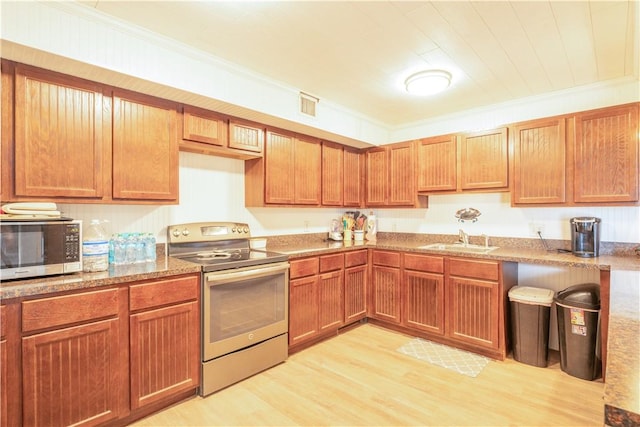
[206,262,290,285]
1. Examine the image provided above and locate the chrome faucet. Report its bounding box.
[458,229,469,246]
[481,234,490,248]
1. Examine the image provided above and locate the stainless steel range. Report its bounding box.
[167,222,289,396]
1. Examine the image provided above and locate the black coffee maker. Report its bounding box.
[570,217,601,257]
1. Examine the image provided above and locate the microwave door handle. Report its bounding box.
[206,262,289,285]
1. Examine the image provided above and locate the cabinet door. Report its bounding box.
[294,136,321,205]
[370,265,401,323]
[388,141,417,205]
[182,106,227,147]
[130,301,200,410]
[113,91,178,201]
[448,276,500,349]
[343,147,363,207]
[22,319,122,427]
[417,135,457,192]
[13,64,108,199]
[229,119,264,153]
[512,118,567,204]
[403,270,445,335]
[318,270,344,332]
[574,104,639,203]
[321,141,344,206]
[344,264,367,324]
[460,127,509,190]
[289,276,319,346]
[365,147,388,205]
[265,130,295,204]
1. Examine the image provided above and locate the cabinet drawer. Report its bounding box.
[372,250,400,268]
[345,250,368,268]
[130,275,199,312]
[448,258,499,281]
[290,257,319,279]
[404,253,444,273]
[319,253,344,273]
[22,288,119,333]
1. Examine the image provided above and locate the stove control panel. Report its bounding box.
[167,222,251,243]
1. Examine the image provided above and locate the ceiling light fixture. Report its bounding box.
[405,69,452,96]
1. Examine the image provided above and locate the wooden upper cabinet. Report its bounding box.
[229,119,264,153]
[12,63,109,199]
[388,141,417,205]
[182,105,227,147]
[366,142,425,207]
[322,142,363,207]
[112,90,178,201]
[259,130,320,206]
[322,141,344,206]
[365,147,388,206]
[460,127,509,191]
[573,104,639,203]
[343,147,364,207]
[294,135,322,205]
[512,118,567,205]
[264,130,296,204]
[180,109,263,160]
[417,134,458,193]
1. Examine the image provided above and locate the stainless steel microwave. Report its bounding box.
[0,219,82,281]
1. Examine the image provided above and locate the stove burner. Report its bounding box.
[195,250,243,261]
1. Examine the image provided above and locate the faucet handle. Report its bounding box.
[481,234,490,248]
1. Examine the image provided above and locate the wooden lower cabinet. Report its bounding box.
[12,273,201,427]
[446,257,517,358]
[289,252,369,351]
[1,303,20,427]
[129,276,200,411]
[369,251,402,324]
[289,275,320,346]
[21,288,126,427]
[344,250,368,323]
[448,276,500,349]
[402,254,445,335]
[318,269,344,333]
[366,251,516,360]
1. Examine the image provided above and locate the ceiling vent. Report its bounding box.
[299,92,318,118]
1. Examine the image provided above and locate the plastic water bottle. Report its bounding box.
[125,233,137,264]
[134,233,145,263]
[82,220,109,272]
[144,233,156,262]
[113,233,127,265]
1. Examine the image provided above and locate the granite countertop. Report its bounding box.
[604,269,640,426]
[268,234,640,272]
[0,255,201,300]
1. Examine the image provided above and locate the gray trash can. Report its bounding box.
[555,283,601,380]
[508,286,555,367]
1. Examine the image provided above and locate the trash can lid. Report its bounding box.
[508,286,555,306]
[554,283,600,310]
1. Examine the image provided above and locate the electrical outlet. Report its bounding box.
[392,222,397,232]
[530,222,545,236]
[304,220,310,232]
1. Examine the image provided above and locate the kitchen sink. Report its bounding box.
[418,243,499,254]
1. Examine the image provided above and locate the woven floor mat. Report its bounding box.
[397,338,490,378]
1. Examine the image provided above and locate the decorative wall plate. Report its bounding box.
[455,207,481,222]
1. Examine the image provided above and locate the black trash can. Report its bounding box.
[508,286,555,367]
[555,283,601,380]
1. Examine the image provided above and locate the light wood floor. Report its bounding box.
[133,324,604,426]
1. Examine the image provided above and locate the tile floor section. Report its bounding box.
[397,338,490,377]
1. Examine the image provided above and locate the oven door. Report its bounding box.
[203,261,289,361]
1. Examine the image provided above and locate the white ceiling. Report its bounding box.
[80,1,638,127]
